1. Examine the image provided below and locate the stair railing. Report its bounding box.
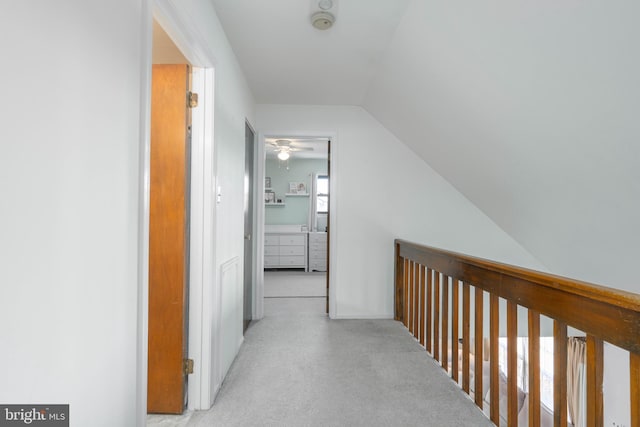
[395,239,640,427]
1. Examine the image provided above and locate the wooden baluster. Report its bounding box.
[434,271,440,363]
[442,274,449,373]
[419,265,426,347]
[413,263,419,339]
[403,258,409,328]
[462,282,471,394]
[507,301,518,426]
[585,335,603,427]
[452,278,459,383]
[554,320,568,427]
[631,352,640,427]
[475,287,484,408]
[409,260,415,335]
[426,268,433,354]
[529,311,541,427]
[490,294,500,425]
[394,248,403,322]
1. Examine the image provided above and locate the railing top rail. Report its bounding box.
[396,239,640,354]
[396,239,640,312]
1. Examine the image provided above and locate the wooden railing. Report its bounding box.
[394,239,640,427]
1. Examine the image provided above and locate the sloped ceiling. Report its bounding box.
[211,0,410,104]
[211,0,640,290]
[363,1,640,290]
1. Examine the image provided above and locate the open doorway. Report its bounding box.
[146,14,217,420]
[259,136,331,316]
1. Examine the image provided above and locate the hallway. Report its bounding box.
[180,273,492,427]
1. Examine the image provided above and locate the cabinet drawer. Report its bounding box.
[309,233,327,243]
[264,256,279,266]
[309,243,326,252]
[264,245,279,256]
[309,250,326,260]
[279,235,305,246]
[280,245,304,256]
[279,256,305,266]
[309,260,327,271]
[265,235,279,246]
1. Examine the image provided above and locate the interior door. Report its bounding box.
[243,122,255,333]
[148,64,191,414]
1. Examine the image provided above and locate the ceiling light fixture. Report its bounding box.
[311,11,335,30]
[277,151,290,161]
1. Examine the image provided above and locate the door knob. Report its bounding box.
[245,234,251,240]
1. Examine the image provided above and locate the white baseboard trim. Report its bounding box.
[331,313,394,320]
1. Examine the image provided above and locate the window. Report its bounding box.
[316,175,328,214]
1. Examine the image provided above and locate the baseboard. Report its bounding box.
[331,313,394,320]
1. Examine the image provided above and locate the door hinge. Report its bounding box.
[184,358,194,375]
[188,92,198,108]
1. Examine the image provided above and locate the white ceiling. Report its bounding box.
[210,0,410,105]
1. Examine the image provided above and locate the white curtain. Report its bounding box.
[567,337,586,427]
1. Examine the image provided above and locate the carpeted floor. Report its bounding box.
[185,297,492,427]
[149,272,492,427]
[263,270,326,297]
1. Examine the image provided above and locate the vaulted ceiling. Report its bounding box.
[211,0,640,291]
[211,0,410,104]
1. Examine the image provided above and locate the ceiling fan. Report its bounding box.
[266,139,316,160]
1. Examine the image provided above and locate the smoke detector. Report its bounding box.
[311,11,335,30]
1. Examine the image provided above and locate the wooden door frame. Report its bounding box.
[138,1,218,423]
[255,131,338,320]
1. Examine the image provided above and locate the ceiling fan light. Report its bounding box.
[277,151,290,161]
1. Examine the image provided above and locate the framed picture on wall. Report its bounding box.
[265,191,275,203]
[289,182,307,194]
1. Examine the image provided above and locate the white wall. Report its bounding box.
[363,2,639,423]
[0,1,143,425]
[256,105,546,319]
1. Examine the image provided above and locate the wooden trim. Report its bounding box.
[528,311,541,427]
[426,268,433,354]
[474,287,484,408]
[442,274,449,373]
[554,321,568,427]
[396,240,640,354]
[393,243,404,322]
[419,265,426,346]
[452,278,459,383]
[409,260,415,336]
[434,272,440,363]
[586,335,603,427]
[394,245,403,322]
[413,262,419,339]
[631,352,640,427]
[462,282,471,394]
[507,301,518,427]
[490,294,500,425]
[403,258,409,328]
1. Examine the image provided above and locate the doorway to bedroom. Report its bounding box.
[262,136,330,315]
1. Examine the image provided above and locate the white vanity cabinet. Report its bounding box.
[264,233,308,270]
[308,232,327,272]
